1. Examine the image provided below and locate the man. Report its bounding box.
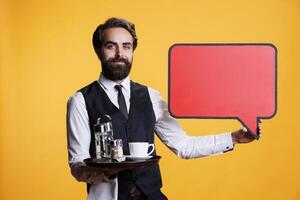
[67,17,257,200]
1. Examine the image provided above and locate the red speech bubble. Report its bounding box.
[169,44,277,137]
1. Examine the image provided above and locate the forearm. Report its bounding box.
[156,126,233,159]
[177,133,233,159]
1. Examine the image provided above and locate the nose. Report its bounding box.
[115,46,124,58]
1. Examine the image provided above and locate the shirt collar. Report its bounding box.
[98,73,130,91]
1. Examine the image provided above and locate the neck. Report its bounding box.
[115,79,124,84]
[101,73,125,84]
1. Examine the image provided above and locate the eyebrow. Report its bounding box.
[123,42,132,46]
[104,41,132,46]
[104,41,117,46]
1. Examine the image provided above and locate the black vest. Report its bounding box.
[79,81,163,200]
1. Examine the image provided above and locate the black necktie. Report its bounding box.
[115,85,128,119]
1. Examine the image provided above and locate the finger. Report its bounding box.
[257,126,261,135]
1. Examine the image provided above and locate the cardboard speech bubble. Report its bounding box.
[168,44,277,137]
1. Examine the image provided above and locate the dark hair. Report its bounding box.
[92,17,138,53]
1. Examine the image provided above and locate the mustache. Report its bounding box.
[107,57,130,64]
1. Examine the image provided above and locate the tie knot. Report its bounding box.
[115,85,123,92]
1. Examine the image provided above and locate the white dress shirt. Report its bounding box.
[66,74,234,200]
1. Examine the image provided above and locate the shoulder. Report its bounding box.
[147,86,161,99]
[130,81,161,97]
[78,81,99,94]
[144,85,164,104]
[130,80,147,90]
[130,81,159,94]
[67,92,86,109]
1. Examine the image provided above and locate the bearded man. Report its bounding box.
[67,17,256,200]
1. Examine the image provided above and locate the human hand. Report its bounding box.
[103,167,123,176]
[231,124,261,145]
[102,167,124,182]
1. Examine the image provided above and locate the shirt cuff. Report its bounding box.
[214,132,234,154]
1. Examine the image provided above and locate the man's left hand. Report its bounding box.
[231,126,260,145]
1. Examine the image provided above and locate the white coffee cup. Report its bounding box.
[128,142,155,157]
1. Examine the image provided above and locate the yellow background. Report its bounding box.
[1,0,299,199]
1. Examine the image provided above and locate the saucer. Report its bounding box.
[125,155,153,161]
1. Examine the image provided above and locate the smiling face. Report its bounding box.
[99,27,134,81]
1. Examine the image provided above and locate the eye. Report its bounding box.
[105,44,115,50]
[123,45,132,50]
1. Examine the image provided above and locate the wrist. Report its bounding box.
[231,132,238,145]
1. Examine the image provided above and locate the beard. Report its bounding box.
[101,57,132,81]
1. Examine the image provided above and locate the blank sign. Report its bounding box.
[168,44,277,136]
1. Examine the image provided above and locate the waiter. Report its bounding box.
[66,17,257,200]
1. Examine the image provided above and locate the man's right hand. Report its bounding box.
[102,167,124,181]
